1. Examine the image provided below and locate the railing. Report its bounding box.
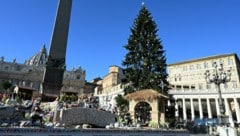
[169,88,240,95]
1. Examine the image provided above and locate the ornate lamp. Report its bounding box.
[204,62,231,125]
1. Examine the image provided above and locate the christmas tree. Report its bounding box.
[122,4,168,95]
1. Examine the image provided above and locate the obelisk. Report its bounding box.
[41,0,72,101]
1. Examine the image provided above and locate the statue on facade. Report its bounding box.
[0,56,4,62]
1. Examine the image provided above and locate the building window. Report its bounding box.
[168,69,171,73]
[232,81,237,89]
[34,83,40,90]
[190,74,195,80]
[176,85,181,90]
[189,65,194,71]
[198,73,202,79]
[76,75,80,80]
[211,61,215,67]
[196,64,201,69]
[204,62,208,69]
[183,66,187,71]
[228,58,233,65]
[206,84,211,90]
[191,84,195,90]
[178,74,181,81]
[199,83,203,90]
[15,65,21,71]
[224,83,228,89]
[219,59,224,65]
[183,85,189,91]
[4,66,9,71]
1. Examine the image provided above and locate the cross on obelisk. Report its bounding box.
[41,0,72,101]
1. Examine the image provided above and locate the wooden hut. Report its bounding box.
[125,89,168,126]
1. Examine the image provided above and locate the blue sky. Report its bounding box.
[0,0,239,81]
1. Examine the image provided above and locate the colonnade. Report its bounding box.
[174,96,240,125]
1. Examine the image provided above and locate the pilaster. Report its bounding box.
[234,97,240,123]
[207,98,212,118]
[198,98,203,119]
[182,98,187,121]
[190,98,195,121]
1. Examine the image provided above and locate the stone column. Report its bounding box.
[234,97,240,123]
[175,100,179,117]
[190,98,195,121]
[224,98,234,126]
[207,98,212,118]
[151,100,160,124]
[215,97,220,116]
[159,100,165,124]
[198,98,203,119]
[182,98,187,121]
[129,100,136,121]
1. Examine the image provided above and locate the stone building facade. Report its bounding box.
[168,53,240,126]
[0,45,85,98]
[94,65,125,109]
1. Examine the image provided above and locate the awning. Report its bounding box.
[14,86,37,94]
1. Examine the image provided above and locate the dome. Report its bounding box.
[25,45,48,66]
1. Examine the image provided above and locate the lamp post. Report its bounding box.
[204,62,231,125]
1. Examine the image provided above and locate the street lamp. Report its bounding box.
[204,62,232,125]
